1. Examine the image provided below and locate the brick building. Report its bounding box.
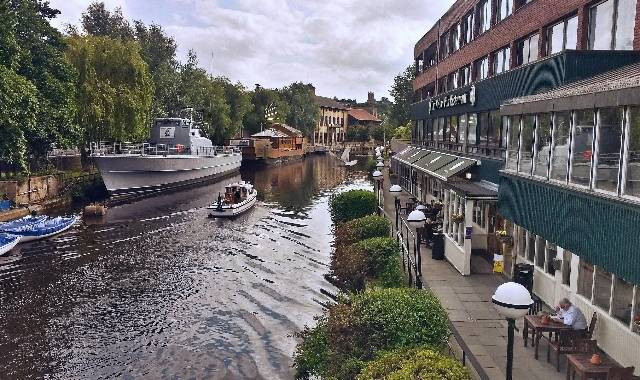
[392,0,640,372]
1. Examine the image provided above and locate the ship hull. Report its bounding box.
[94,154,242,195]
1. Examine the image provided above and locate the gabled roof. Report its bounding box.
[348,108,381,122]
[251,129,288,138]
[272,123,303,137]
[315,95,347,110]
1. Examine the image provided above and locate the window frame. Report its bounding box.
[588,0,637,50]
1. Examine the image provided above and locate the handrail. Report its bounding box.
[89,141,240,157]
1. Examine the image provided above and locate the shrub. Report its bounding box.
[293,317,330,379]
[335,215,390,247]
[331,237,403,292]
[329,190,377,224]
[357,347,471,380]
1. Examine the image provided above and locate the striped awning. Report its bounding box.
[411,150,479,181]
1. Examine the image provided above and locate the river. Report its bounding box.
[0,155,371,379]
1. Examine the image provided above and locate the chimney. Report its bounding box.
[368,92,375,104]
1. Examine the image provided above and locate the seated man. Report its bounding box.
[553,298,588,330]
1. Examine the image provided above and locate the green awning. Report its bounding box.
[433,157,477,179]
[405,149,431,164]
[411,152,437,170]
[418,153,457,177]
[393,147,415,163]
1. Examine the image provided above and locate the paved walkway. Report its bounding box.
[380,169,565,380]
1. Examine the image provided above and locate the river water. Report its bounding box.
[0,155,371,379]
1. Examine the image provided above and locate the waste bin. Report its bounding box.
[432,233,445,260]
[513,263,534,293]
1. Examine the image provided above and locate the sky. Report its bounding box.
[48,0,455,102]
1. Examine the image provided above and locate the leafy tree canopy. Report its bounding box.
[388,64,416,128]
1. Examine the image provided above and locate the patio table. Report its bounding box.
[566,352,619,380]
[524,314,572,360]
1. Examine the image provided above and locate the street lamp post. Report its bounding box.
[491,282,534,380]
[372,170,383,210]
[407,209,426,289]
[389,184,402,229]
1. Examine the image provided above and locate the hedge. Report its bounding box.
[329,190,377,224]
[334,215,390,248]
[357,347,471,380]
[293,317,330,379]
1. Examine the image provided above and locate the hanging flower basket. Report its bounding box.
[450,213,464,223]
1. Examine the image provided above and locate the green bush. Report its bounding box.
[335,215,390,247]
[329,190,377,224]
[331,237,403,291]
[293,317,330,379]
[357,347,471,380]
[294,288,450,379]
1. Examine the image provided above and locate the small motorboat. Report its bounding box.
[0,215,79,242]
[0,233,20,256]
[208,181,258,218]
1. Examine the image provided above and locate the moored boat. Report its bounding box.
[207,181,258,218]
[0,215,79,242]
[0,233,20,256]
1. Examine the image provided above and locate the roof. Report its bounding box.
[251,129,288,138]
[272,123,303,137]
[348,108,381,122]
[315,95,347,110]
[446,179,498,200]
[502,62,640,115]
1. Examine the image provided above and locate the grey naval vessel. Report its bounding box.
[91,109,242,195]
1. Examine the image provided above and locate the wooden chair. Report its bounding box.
[608,367,635,380]
[547,330,585,371]
[585,312,598,339]
[524,296,543,345]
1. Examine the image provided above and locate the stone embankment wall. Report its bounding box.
[0,176,61,206]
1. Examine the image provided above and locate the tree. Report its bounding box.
[388,64,416,127]
[65,35,153,142]
[216,77,252,140]
[243,85,288,135]
[280,82,319,137]
[81,2,134,39]
[134,21,180,117]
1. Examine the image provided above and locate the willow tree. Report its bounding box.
[66,35,153,143]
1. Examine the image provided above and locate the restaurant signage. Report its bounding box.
[429,85,476,114]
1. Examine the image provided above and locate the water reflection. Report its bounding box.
[0,154,369,379]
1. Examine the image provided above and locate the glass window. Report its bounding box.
[626,107,640,196]
[468,113,477,145]
[519,115,536,175]
[577,259,594,300]
[566,16,578,50]
[529,33,539,62]
[570,110,595,187]
[551,112,571,182]
[506,116,520,171]
[501,116,509,148]
[426,119,433,141]
[462,12,474,45]
[596,107,623,193]
[438,77,447,94]
[546,243,557,275]
[475,57,489,81]
[517,33,539,65]
[534,113,552,178]
[443,117,450,142]
[478,112,489,146]
[478,0,492,34]
[450,116,459,143]
[535,236,546,269]
[450,24,460,53]
[493,47,511,75]
[459,114,467,144]
[517,226,526,258]
[594,266,613,311]
[460,65,471,86]
[440,31,449,60]
[498,0,513,21]
[437,117,444,141]
[526,232,536,262]
[616,0,637,50]
[612,276,634,325]
[489,111,501,148]
[589,0,615,50]
[562,250,572,285]
[548,22,565,55]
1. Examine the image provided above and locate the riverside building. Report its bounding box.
[392,0,640,371]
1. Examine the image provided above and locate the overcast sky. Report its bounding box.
[49,0,454,102]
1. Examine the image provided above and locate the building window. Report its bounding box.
[577,259,594,300]
[562,250,572,285]
[461,11,474,46]
[546,243,557,275]
[437,117,444,141]
[492,46,511,75]
[460,65,471,86]
[440,31,450,60]
[595,107,623,193]
[449,23,460,53]
[547,15,578,55]
[516,33,539,66]
[497,0,513,21]
[474,56,489,81]
[535,236,546,269]
[438,77,447,94]
[551,111,571,182]
[489,110,501,149]
[594,266,613,311]
[534,113,552,178]
[450,116,459,143]
[526,231,536,262]
[612,276,634,325]
[477,0,492,35]
[459,114,468,144]
[625,106,640,197]
[519,115,536,175]
[589,0,637,50]
[477,112,489,147]
[506,116,520,171]
[447,72,459,90]
[468,113,477,145]
[570,110,595,187]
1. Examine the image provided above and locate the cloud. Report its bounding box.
[48,0,454,101]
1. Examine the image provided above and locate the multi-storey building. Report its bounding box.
[314,95,348,146]
[392,0,640,371]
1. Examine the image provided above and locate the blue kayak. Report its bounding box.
[0,233,20,255]
[0,215,79,242]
